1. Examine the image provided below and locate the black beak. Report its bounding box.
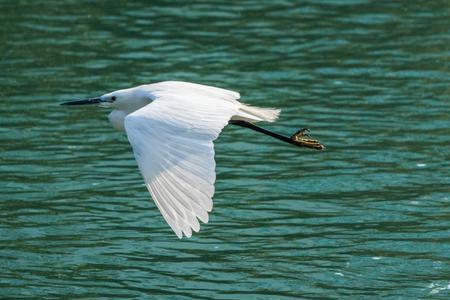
[60,97,102,106]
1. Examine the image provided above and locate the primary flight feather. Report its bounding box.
[62,81,324,238]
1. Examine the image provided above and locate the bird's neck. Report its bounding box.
[108,110,128,131]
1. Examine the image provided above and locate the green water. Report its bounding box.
[1,1,449,299]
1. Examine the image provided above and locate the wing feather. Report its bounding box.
[124,85,240,238]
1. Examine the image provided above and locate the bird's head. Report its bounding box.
[61,85,152,113]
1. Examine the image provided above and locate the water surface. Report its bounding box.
[1,1,449,299]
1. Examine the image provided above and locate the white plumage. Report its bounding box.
[65,81,281,238]
[124,82,279,238]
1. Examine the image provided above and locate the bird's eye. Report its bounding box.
[111,96,117,101]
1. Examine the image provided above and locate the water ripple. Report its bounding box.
[1,0,449,299]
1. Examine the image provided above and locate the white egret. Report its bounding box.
[62,81,324,238]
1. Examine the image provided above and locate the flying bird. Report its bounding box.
[62,81,324,238]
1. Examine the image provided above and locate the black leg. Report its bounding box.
[228,120,325,150]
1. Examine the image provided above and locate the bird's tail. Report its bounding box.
[233,104,281,123]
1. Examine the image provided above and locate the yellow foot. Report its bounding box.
[290,128,325,150]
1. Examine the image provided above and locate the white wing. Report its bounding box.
[124,83,240,238]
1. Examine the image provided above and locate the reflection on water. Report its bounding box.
[1,1,449,298]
